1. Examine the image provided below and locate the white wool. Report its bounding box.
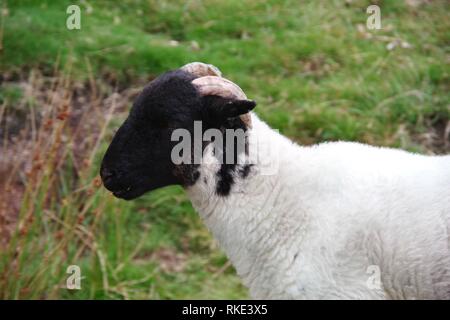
[187,113,450,299]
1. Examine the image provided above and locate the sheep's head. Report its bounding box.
[100,62,256,200]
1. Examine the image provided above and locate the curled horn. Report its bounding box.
[191,76,247,100]
[180,62,222,78]
[191,76,252,127]
[181,62,253,127]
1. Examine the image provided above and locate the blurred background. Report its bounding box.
[0,0,448,299]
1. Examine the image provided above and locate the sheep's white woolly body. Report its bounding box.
[187,113,450,299]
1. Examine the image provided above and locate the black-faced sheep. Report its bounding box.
[101,62,450,299]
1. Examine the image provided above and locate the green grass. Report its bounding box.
[0,0,449,299]
[2,0,449,145]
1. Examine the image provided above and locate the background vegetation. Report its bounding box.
[0,0,448,299]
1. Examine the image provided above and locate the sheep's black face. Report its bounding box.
[100,70,200,199]
[100,69,256,200]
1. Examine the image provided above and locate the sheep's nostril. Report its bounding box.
[101,168,116,183]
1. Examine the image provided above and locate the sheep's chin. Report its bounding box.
[111,181,180,201]
[111,186,146,200]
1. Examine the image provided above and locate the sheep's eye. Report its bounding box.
[148,115,169,129]
[151,119,168,129]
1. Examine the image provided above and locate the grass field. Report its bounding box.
[0,0,448,299]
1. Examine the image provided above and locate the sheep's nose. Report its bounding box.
[101,167,116,183]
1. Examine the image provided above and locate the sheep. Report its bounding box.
[100,62,450,299]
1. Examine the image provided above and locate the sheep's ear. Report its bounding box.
[203,96,256,125]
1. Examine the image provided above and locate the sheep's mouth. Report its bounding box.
[107,179,173,201]
[111,186,140,200]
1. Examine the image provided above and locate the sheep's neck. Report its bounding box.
[186,114,305,297]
